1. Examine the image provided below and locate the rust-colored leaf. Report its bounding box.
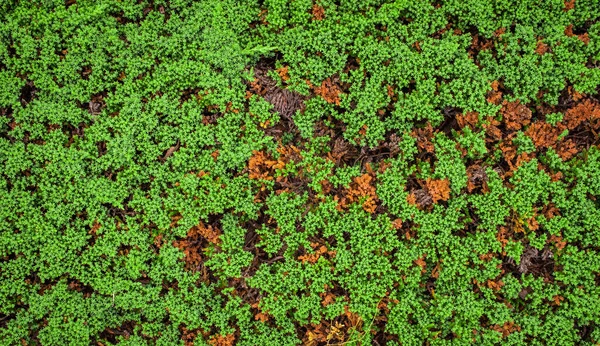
[209,334,235,346]
[564,0,575,11]
[425,178,451,203]
[535,40,549,55]
[456,111,479,129]
[312,4,325,20]
[412,123,435,153]
[490,321,521,338]
[501,100,531,131]
[555,139,578,160]
[414,255,427,274]
[314,77,341,105]
[339,172,378,213]
[564,99,600,129]
[549,234,567,250]
[392,218,403,230]
[525,121,563,148]
[248,150,277,180]
[276,66,290,81]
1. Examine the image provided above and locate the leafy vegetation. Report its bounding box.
[1,0,600,345]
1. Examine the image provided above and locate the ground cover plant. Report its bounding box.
[1,0,600,345]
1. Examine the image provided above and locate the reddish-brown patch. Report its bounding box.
[208,334,235,346]
[552,295,565,306]
[563,99,600,130]
[392,218,403,230]
[412,123,435,153]
[486,279,505,292]
[338,168,378,213]
[406,192,418,206]
[526,217,539,231]
[578,33,590,45]
[255,312,270,322]
[483,116,503,141]
[486,80,503,105]
[550,171,563,182]
[248,150,278,180]
[564,0,575,11]
[276,66,290,81]
[525,121,564,148]
[565,24,575,37]
[496,226,511,249]
[298,244,329,264]
[320,292,336,307]
[425,178,451,204]
[470,34,494,54]
[89,221,101,235]
[181,327,201,346]
[304,323,329,346]
[499,137,518,170]
[494,27,507,37]
[457,111,479,129]
[501,100,532,131]
[173,223,221,271]
[414,255,427,274]
[549,234,567,251]
[490,321,521,338]
[467,164,489,192]
[387,84,395,98]
[414,41,422,52]
[431,262,441,278]
[153,234,163,248]
[555,139,578,160]
[514,152,534,170]
[312,4,325,20]
[535,40,549,55]
[314,77,342,105]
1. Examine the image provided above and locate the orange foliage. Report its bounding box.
[487,80,503,105]
[564,99,600,130]
[564,0,575,11]
[535,40,549,55]
[249,146,301,181]
[486,279,505,291]
[208,334,235,346]
[173,223,221,271]
[565,24,575,37]
[298,244,328,264]
[456,111,479,129]
[339,169,378,213]
[248,150,277,180]
[525,121,563,148]
[549,234,567,250]
[553,295,565,306]
[320,292,336,307]
[425,178,451,204]
[314,77,341,105]
[483,116,502,140]
[556,139,578,160]
[501,100,531,131]
[414,255,427,274]
[412,123,435,153]
[312,4,325,20]
[255,312,270,322]
[490,322,521,338]
[392,218,403,230]
[276,66,290,81]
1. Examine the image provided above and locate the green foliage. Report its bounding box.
[1,0,600,344]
